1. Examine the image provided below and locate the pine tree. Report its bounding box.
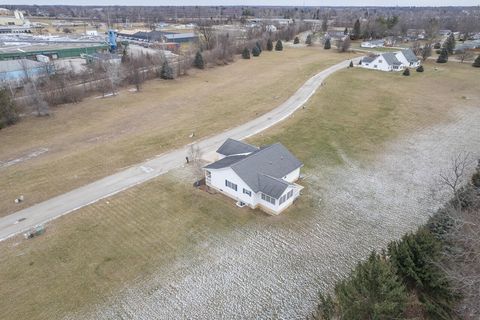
[193,51,204,69]
[305,34,312,46]
[252,45,261,57]
[293,36,300,44]
[335,251,407,319]
[416,65,424,72]
[444,33,456,55]
[255,41,262,53]
[403,68,410,76]
[0,88,18,129]
[275,40,283,51]
[473,54,480,67]
[344,27,348,35]
[349,60,353,68]
[324,38,331,49]
[242,47,250,59]
[160,60,174,79]
[437,48,448,63]
[353,19,361,40]
[388,229,458,319]
[266,38,273,51]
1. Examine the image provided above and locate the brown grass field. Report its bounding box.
[0,48,355,217]
[0,60,479,320]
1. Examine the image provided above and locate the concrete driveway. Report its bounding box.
[0,57,360,241]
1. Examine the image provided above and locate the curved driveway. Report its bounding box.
[0,57,361,241]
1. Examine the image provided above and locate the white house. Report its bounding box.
[204,138,304,215]
[359,49,420,72]
[361,39,385,48]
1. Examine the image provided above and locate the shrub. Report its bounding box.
[193,51,204,69]
[324,38,331,50]
[416,65,424,72]
[437,48,448,63]
[349,60,353,68]
[275,40,283,51]
[255,41,262,52]
[0,88,18,129]
[305,34,312,46]
[293,36,299,44]
[266,38,273,51]
[252,46,261,57]
[473,54,480,67]
[403,68,410,76]
[160,61,174,79]
[241,47,250,59]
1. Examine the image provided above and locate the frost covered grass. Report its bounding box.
[0,61,479,320]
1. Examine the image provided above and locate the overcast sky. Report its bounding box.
[1,0,479,6]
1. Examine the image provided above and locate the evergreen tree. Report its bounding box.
[437,48,448,63]
[242,47,251,59]
[160,60,174,79]
[444,33,456,55]
[252,45,261,57]
[335,251,407,319]
[275,40,283,51]
[388,229,458,319]
[305,34,312,46]
[473,54,480,67]
[353,19,361,40]
[416,65,424,72]
[193,51,204,69]
[255,41,262,53]
[349,60,354,68]
[403,68,410,76]
[0,88,18,129]
[344,27,348,35]
[266,38,273,51]
[324,38,331,49]
[293,36,300,44]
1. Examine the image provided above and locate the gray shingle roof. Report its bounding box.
[362,55,379,63]
[258,174,291,199]
[401,48,419,63]
[382,52,402,66]
[231,143,302,197]
[216,138,259,156]
[204,154,248,169]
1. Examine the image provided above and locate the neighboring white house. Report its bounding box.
[361,39,385,48]
[204,138,304,215]
[359,49,420,72]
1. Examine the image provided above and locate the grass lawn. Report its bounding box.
[0,47,355,217]
[0,61,478,320]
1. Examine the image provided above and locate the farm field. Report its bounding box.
[1,61,479,319]
[0,47,355,217]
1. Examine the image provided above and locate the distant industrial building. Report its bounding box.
[118,30,198,44]
[0,8,32,33]
[0,43,109,61]
[0,58,51,84]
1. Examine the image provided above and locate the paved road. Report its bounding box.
[0,57,361,241]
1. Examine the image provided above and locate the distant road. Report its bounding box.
[0,57,361,241]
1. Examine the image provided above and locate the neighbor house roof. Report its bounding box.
[164,32,197,40]
[206,140,303,199]
[382,52,402,66]
[400,48,419,63]
[216,138,259,156]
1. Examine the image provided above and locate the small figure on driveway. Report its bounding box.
[186,156,189,164]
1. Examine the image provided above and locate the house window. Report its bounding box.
[261,193,276,205]
[379,60,383,63]
[225,180,237,191]
[243,188,251,196]
[374,65,377,68]
[287,190,294,199]
[279,194,287,205]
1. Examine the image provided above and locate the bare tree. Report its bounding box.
[187,144,204,178]
[439,152,471,210]
[421,43,432,61]
[196,21,216,50]
[457,50,474,63]
[336,37,351,53]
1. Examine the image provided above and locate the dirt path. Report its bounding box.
[67,106,480,319]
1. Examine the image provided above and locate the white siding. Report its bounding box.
[206,168,258,207]
[283,167,300,183]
